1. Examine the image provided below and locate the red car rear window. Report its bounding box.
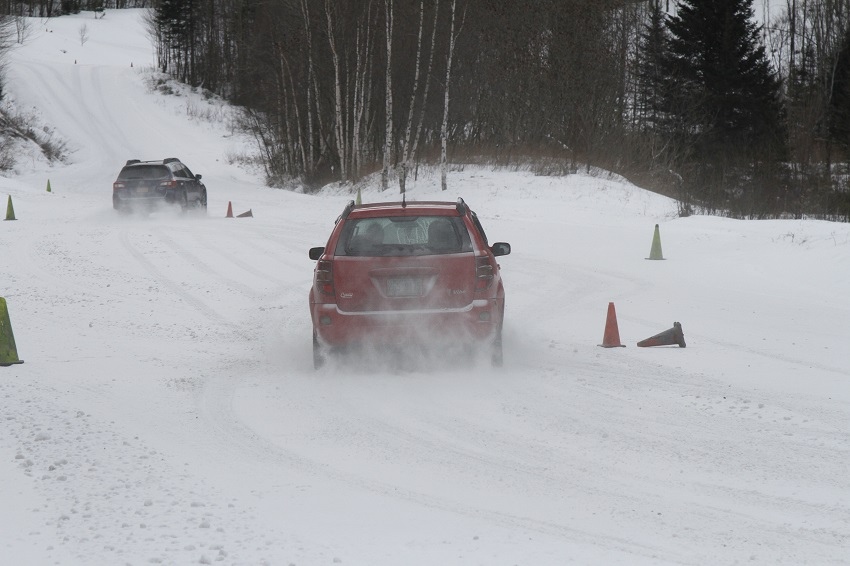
[334,216,472,256]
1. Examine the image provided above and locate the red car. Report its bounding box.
[308,198,511,369]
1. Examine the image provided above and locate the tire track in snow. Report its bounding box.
[86,65,140,149]
[68,63,170,161]
[279,353,848,563]
[341,367,846,552]
[156,230,279,300]
[165,221,311,275]
[158,225,310,298]
[12,64,98,148]
[0,377,273,565]
[14,63,134,163]
[194,369,684,564]
[19,229,127,300]
[679,330,848,378]
[118,230,235,329]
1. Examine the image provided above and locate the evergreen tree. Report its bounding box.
[155,0,198,84]
[829,27,850,152]
[665,0,785,157]
[60,0,80,15]
[636,0,669,132]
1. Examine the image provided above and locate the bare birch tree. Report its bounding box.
[382,0,393,192]
[274,50,296,174]
[14,15,31,44]
[283,54,307,175]
[326,0,347,180]
[300,0,317,173]
[352,3,376,179]
[411,0,439,179]
[441,0,458,191]
[398,0,426,193]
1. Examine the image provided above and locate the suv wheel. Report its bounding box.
[491,304,504,367]
[179,190,189,211]
[312,329,326,370]
[491,324,504,367]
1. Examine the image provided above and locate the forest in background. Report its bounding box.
[2,0,850,221]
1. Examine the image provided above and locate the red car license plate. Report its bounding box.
[387,277,422,297]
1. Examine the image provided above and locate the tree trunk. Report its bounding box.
[411,0,440,177]
[383,0,394,192]
[325,0,347,180]
[283,54,307,176]
[352,5,376,180]
[399,0,426,194]
[441,0,458,191]
[301,0,317,173]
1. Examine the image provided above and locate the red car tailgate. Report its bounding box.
[333,253,476,313]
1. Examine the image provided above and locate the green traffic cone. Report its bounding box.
[0,297,24,366]
[5,195,16,221]
[355,187,362,205]
[646,224,664,260]
[46,179,52,192]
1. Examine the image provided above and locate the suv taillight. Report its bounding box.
[159,179,177,188]
[315,260,335,296]
[113,182,125,191]
[475,256,495,290]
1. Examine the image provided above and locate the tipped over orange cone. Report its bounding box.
[226,201,233,218]
[598,302,626,348]
[236,209,253,218]
[637,322,686,348]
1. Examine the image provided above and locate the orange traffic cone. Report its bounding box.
[226,201,233,218]
[637,322,686,348]
[236,209,253,218]
[598,302,626,348]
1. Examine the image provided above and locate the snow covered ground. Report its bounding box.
[1,9,848,566]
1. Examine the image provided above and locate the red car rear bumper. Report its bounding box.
[311,298,503,347]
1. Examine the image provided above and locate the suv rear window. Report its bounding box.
[118,165,170,180]
[334,216,472,257]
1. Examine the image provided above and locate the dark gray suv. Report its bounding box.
[112,158,207,213]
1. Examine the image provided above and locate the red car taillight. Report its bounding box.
[315,260,335,296]
[475,255,495,290]
[159,180,177,189]
[113,182,125,191]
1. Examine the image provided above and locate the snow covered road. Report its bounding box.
[1,10,848,565]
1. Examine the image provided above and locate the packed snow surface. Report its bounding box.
[1,9,848,566]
